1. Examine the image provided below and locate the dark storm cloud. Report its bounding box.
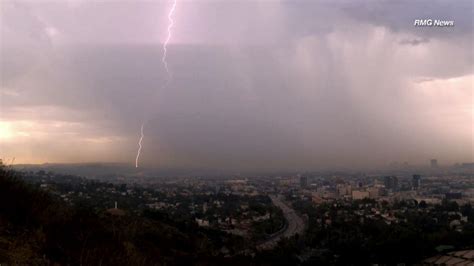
[1,0,472,169]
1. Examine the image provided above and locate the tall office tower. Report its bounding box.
[300,176,308,188]
[412,174,421,190]
[383,176,398,191]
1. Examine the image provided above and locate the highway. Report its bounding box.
[257,195,305,250]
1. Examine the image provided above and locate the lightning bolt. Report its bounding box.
[135,123,144,168]
[135,0,177,168]
[162,0,177,78]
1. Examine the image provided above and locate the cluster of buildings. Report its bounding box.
[18,162,474,244]
[280,173,474,205]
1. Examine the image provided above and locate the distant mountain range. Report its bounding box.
[11,162,243,179]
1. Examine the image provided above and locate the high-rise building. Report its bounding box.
[383,176,398,191]
[337,184,352,197]
[368,187,382,199]
[300,176,308,188]
[412,174,421,190]
[430,159,438,168]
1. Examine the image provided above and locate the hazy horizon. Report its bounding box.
[1,0,473,170]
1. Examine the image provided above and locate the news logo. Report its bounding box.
[414,19,454,27]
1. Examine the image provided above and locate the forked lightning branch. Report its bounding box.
[135,0,177,168]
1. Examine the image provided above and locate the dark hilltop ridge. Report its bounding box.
[0,162,257,265]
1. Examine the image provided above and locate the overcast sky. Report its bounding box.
[1,0,472,171]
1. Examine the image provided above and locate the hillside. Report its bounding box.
[0,163,249,265]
